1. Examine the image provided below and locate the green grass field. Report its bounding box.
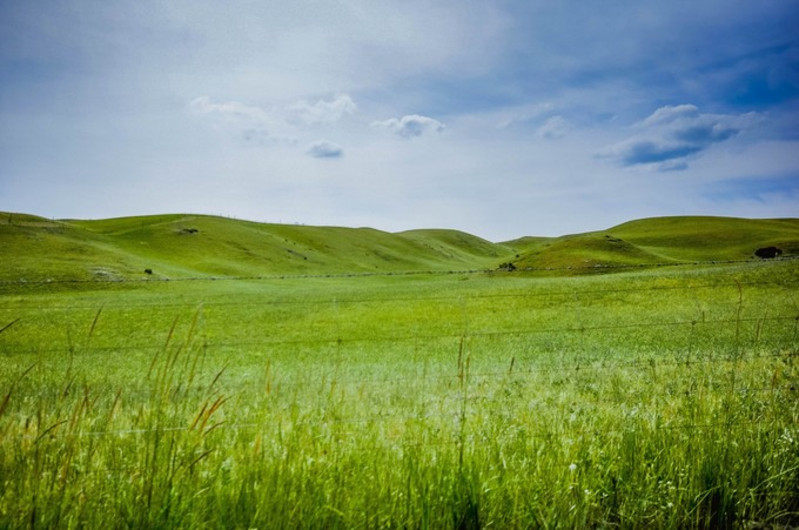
[1,214,798,528]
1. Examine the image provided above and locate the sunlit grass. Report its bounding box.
[1,261,798,528]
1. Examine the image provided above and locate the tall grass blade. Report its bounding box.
[34,420,68,444]
[0,318,19,336]
[0,390,11,418]
[88,305,103,339]
[208,364,227,393]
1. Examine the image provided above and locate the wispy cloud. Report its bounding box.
[597,105,764,171]
[496,103,554,129]
[536,116,570,139]
[189,96,269,123]
[641,104,701,127]
[291,94,357,125]
[190,95,358,146]
[372,114,445,138]
[189,96,289,143]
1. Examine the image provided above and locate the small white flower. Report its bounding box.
[569,463,577,472]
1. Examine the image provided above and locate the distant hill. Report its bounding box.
[0,213,513,282]
[1,212,796,282]
[506,216,799,272]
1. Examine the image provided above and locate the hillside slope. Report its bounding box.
[0,213,514,282]
[610,216,799,261]
[508,216,799,272]
[2,213,797,282]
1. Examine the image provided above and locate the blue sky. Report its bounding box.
[1,0,797,240]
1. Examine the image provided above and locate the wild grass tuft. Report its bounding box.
[0,260,797,527]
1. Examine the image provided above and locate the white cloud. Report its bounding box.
[598,105,764,171]
[291,94,357,125]
[372,114,445,138]
[496,103,555,129]
[190,93,358,150]
[307,140,343,158]
[189,96,268,123]
[640,104,700,127]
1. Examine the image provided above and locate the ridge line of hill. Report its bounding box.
[1,212,797,282]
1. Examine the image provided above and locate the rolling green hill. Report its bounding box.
[610,216,799,261]
[507,216,799,272]
[0,213,515,282]
[1,212,797,282]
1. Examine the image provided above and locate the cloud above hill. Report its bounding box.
[307,140,343,158]
[190,94,360,147]
[597,105,764,171]
[190,96,269,123]
[372,115,445,138]
[291,94,357,125]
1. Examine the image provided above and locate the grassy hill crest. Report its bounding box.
[1,212,797,281]
[507,216,799,271]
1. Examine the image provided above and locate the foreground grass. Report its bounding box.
[1,261,798,528]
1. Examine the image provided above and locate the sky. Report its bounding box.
[1,0,798,241]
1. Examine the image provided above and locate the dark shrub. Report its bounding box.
[754,247,782,259]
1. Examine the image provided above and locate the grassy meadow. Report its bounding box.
[1,213,798,528]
